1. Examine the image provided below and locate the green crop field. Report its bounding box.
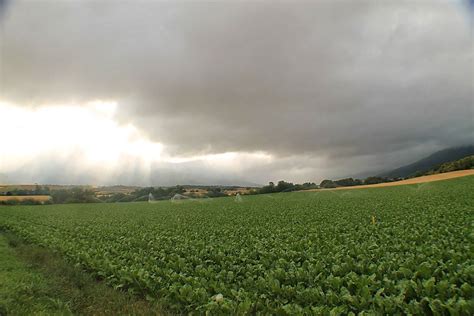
[1,176,473,315]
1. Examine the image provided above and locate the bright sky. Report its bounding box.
[0,100,274,185]
[0,100,160,167]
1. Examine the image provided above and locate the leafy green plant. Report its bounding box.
[1,176,473,314]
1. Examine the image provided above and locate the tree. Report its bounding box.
[259,182,276,194]
[334,178,362,187]
[276,180,294,192]
[320,180,337,188]
[364,177,386,185]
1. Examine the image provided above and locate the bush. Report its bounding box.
[334,178,362,187]
[0,198,46,206]
[320,180,337,188]
[364,177,387,185]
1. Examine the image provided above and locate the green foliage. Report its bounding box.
[1,176,473,314]
[104,185,187,202]
[207,188,227,198]
[322,177,393,189]
[51,188,98,204]
[256,181,317,194]
[0,234,72,315]
[379,145,474,178]
[0,198,49,206]
[425,155,474,175]
[276,180,295,192]
[0,184,52,205]
[2,185,51,196]
[259,181,276,194]
[320,179,337,188]
[334,178,362,187]
[364,176,391,185]
[0,232,164,315]
[291,182,318,192]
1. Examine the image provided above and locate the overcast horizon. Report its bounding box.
[0,0,473,186]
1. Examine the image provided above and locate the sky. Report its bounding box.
[0,0,472,186]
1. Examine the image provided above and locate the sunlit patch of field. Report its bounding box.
[94,185,141,195]
[183,188,253,197]
[0,184,90,192]
[0,195,51,202]
[223,188,253,195]
[183,188,209,196]
[0,185,39,191]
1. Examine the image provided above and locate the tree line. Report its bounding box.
[2,156,472,205]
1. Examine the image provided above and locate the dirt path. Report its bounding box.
[309,169,474,192]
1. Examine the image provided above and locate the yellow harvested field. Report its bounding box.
[0,195,51,202]
[310,169,474,192]
[0,184,92,192]
[224,188,254,195]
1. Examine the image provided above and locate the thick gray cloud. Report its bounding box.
[0,0,473,185]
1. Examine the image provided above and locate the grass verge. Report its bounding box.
[0,231,164,315]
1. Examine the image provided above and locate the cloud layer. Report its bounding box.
[0,0,472,185]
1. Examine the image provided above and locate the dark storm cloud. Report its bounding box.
[0,0,8,16]
[0,0,472,184]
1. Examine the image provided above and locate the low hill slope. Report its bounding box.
[310,169,474,191]
[378,145,474,178]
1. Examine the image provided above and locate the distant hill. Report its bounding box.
[424,155,474,175]
[378,145,474,179]
[0,173,9,184]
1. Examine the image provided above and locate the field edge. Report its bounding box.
[0,230,167,316]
